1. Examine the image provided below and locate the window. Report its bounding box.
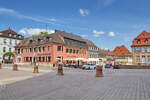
[46,37,52,41]
[73,49,76,54]
[9,48,11,52]
[29,40,33,44]
[57,46,62,51]
[76,50,79,54]
[57,56,62,62]
[9,34,12,37]
[17,49,20,54]
[38,47,41,52]
[29,48,33,52]
[34,48,37,52]
[3,47,6,52]
[47,56,51,62]
[15,40,17,44]
[38,39,41,43]
[3,39,7,44]
[21,49,23,53]
[66,48,69,53]
[42,47,45,52]
[69,49,72,53]
[9,39,12,45]
[145,39,148,44]
[137,40,141,44]
[136,56,140,62]
[148,56,150,62]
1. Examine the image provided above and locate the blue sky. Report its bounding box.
[0,0,150,50]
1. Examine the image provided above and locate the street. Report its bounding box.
[0,69,150,100]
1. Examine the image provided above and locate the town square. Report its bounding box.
[0,0,150,100]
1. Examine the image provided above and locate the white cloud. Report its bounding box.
[108,32,115,37]
[79,9,89,16]
[0,8,57,24]
[81,34,88,38]
[19,28,55,36]
[93,30,105,37]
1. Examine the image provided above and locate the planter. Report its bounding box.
[96,66,103,77]
[13,64,18,71]
[57,64,64,75]
[33,66,39,73]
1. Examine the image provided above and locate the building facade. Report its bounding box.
[0,29,23,62]
[85,40,99,64]
[99,49,115,65]
[15,30,88,66]
[113,45,132,65]
[131,31,150,65]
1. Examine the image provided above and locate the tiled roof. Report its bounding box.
[85,39,96,46]
[131,31,150,47]
[16,30,88,48]
[55,30,86,42]
[16,33,64,47]
[113,45,131,56]
[0,29,24,40]
[99,49,114,56]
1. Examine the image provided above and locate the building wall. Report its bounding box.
[15,43,88,65]
[132,52,150,65]
[0,37,21,62]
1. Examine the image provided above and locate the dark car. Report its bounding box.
[105,64,111,68]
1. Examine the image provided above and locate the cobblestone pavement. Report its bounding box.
[0,64,51,85]
[1,69,150,100]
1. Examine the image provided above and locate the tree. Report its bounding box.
[32,31,48,38]
[3,52,14,60]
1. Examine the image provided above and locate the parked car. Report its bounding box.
[105,64,111,68]
[82,64,97,70]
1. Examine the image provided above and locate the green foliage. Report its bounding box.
[32,31,48,38]
[40,32,48,35]
[3,52,14,60]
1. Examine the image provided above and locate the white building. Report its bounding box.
[0,29,23,62]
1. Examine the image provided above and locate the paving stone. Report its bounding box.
[1,69,150,100]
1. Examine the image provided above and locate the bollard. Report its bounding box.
[96,66,103,77]
[33,66,39,73]
[0,63,2,69]
[57,64,64,75]
[13,64,18,71]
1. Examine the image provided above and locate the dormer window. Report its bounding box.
[19,36,22,38]
[9,34,12,37]
[46,37,52,41]
[38,39,41,42]
[29,40,33,43]
[144,39,148,44]
[137,40,141,44]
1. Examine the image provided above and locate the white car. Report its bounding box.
[82,64,97,70]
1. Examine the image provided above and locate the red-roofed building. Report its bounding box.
[131,31,150,65]
[98,49,115,65]
[113,45,132,65]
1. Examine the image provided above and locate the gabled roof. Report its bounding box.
[85,39,96,46]
[113,45,131,56]
[134,31,150,40]
[99,49,114,56]
[0,29,24,40]
[55,30,86,42]
[16,30,88,48]
[131,31,150,47]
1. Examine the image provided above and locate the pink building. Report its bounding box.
[15,30,88,66]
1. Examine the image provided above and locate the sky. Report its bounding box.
[0,0,150,50]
